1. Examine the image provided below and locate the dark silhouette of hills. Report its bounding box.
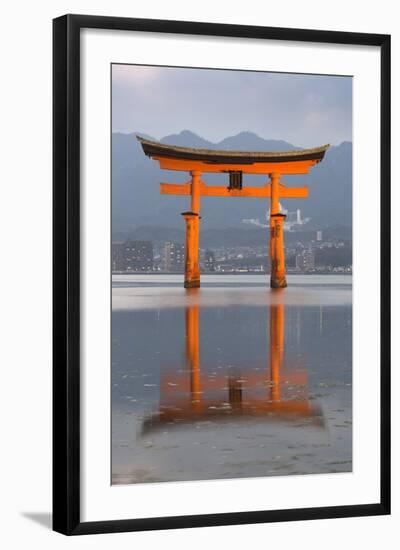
[112,130,352,239]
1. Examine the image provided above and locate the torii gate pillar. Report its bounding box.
[181,170,202,288]
[269,173,287,288]
[182,212,200,288]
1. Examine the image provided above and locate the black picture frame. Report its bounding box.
[53,14,391,535]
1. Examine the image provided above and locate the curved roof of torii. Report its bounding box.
[136,135,330,165]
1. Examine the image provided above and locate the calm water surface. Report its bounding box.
[112,274,352,485]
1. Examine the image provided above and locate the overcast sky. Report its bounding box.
[112,64,352,147]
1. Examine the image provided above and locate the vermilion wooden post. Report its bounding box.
[270,213,287,288]
[190,170,201,213]
[269,172,287,288]
[182,212,200,288]
[181,170,202,288]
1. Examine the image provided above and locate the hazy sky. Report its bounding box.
[112,64,352,147]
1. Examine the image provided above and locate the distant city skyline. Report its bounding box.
[111,235,352,275]
[112,64,352,148]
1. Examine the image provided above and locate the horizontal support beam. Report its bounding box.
[160,182,308,199]
[279,185,308,199]
[154,155,316,174]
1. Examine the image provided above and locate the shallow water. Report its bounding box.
[112,274,352,485]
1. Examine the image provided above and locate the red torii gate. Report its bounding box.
[137,136,329,288]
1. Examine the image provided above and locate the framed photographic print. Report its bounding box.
[53,14,391,535]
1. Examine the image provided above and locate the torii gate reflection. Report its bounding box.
[142,291,323,434]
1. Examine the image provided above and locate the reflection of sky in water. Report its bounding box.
[112,275,352,485]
